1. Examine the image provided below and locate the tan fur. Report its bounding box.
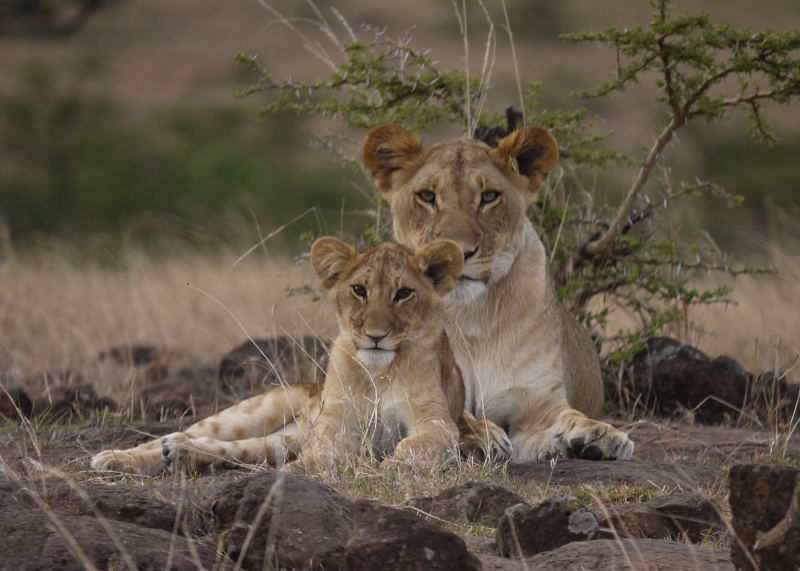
[288,238,511,471]
[90,239,511,475]
[362,124,634,461]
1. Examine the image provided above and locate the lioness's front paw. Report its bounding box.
[563,421,634,461]
[162,432,190,473]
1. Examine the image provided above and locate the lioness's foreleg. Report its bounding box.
[502,389,633,462]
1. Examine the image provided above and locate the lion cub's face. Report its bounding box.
[363,125,558,300]
[311,238,463,368]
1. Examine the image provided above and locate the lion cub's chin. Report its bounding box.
[356,348,396,370]
[446,278,488,304]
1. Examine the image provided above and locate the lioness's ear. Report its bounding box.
[491,126,558,202]
[311,237,357,290]
[416,240,464,296]
[362,124,424,200]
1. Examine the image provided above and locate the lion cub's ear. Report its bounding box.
[311,237,358,290]
[363,124,424,199]
[416,240,464,296]
[491,126,558,203]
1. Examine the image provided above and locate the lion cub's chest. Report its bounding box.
[348,362,415,446]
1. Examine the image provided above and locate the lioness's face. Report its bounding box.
[363,125,558,300]
[311,238,463,368]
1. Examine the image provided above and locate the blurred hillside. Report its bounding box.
[1,0,799,254]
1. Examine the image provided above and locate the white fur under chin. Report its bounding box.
[445,279,487,304]
[356,349,396,369]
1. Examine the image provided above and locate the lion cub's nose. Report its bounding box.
[365,331,388,344]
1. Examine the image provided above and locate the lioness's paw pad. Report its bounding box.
[567,426,634,461]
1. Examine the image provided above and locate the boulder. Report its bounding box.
[33,383,117,423]
[623,337,751,423]
[594,492,724,542]
[344,499,482,571]
[0,387,33,421]
[211,471,352,570]
[0,480,216,571]
[495,495,599,558]
[729,463,800,571]
[135,364,217,418]
[218,335,328,395]
[406,480,529,527]
[526,537,734,570]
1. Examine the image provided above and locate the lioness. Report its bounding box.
[361,124,634,461]
[91,238,511,474]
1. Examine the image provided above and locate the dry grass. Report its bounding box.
[0,237,336,400]
[3,232,799,398]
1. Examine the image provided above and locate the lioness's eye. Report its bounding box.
[481,191,500,205]
[417,191,436,204]
[352,285,367,298]
[394,288,413,301]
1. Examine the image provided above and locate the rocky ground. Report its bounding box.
[1,336,798,570]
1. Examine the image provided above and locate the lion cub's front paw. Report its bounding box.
[283,450,335,474]
[91,450,129,473]
[162,432,191,473]
[459,413,513,462]
[479,423,513,462]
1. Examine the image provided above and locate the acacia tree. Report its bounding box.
[237,0,800,360]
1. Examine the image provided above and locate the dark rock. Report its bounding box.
[407,480,529,527]
[38,480,206,533]
[622,337,751,423]
[33,383,117,423]
[496,495,599,558]
[344,499,482,571]
[507,459,722,490]
[97,344,166,366]
[0,387,33,420]
[219,335,329,395]
[135,365,217,418]
[211,470,352,570]
[526,537,734,571]
[729,463,800,571]
[0,483,217,571]
[594,492,724,542]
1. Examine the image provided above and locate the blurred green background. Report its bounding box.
[1,0,798,256]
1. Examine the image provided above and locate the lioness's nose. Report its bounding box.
[463,246,479,261]
[365,331,388,344]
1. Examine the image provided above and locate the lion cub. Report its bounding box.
[90,239,510,474]
[289,237,511,471]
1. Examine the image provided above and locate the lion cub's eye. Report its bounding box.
[417,191,436,204]
[394,288,414,302]
[394,288,413,302]
[481,191,500,205]
[351,285,367,299]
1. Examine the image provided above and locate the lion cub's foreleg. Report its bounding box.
[91,384,319,474]
[162,425,302,472]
